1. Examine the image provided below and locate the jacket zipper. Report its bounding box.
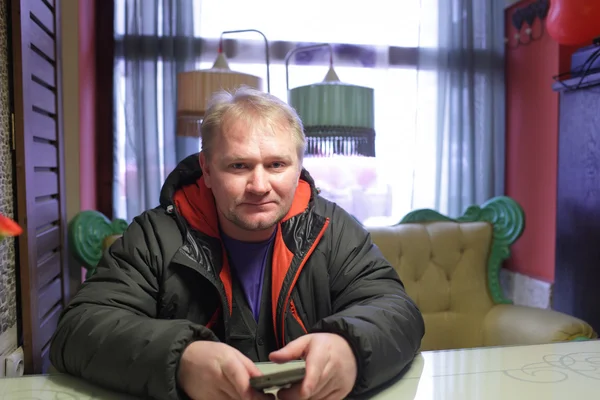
[175,253,230,332]
[166,204,231,335]
[173,224,230,335]
[280,218,330,346]
[289,300,307,334]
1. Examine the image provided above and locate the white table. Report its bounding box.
[1,340,599,399]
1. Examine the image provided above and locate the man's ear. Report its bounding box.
[199,151,212,188]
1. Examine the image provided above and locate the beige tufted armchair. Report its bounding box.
[368,196,597,351]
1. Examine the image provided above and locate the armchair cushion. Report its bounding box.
[482,304,596,346]
[368,196,597,351]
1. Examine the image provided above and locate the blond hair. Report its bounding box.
[200,86,306,161]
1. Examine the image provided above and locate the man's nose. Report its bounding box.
[247,167,271,195]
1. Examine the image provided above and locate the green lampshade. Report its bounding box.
[288,66,374,129]
[288,65,376,157]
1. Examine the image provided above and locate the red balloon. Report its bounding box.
[546,0,600,45]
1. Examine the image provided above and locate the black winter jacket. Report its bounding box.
[50,154,424,399]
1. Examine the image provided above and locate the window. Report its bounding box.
[193,0,425,47]
[114,0,440,226]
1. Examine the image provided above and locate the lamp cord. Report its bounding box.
[553,45,600,91]
[219,29,271,93]
[284,43,334,91]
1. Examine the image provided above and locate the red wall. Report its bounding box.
[78,0,97,211]
[77,0,97,281]
[504,1,576,282]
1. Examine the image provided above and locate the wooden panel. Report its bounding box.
[30,81,56,115]
[28,17,55,61]
[36,226,60,259]
[29,110,57,141]
[40,346,51,374]
[13,0,68,375]
[34,170,58,198]
[38,278,62,319]
[35,198,60,228]
[37,252,61,290]
[95,0,115,218]
[32,141,57,168]
[30,0,55,35]
[39,304,62,350]
[30,48,55,88]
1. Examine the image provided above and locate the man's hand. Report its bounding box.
[178,341,272,400]
[269,333,358,400]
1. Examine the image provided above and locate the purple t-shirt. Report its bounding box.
[221,230,276,321]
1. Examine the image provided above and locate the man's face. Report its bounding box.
[200,116,301,242]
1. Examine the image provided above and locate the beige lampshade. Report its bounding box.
[176,54,262,137]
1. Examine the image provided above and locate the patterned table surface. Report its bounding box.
[1,339,599,399]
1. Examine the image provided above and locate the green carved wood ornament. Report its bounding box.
[399,196,525,305]
[68,211,128,279]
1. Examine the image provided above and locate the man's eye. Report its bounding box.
[271,162,285,169]
[230,163,245,170]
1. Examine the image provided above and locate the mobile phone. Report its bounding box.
[250,367,306,391]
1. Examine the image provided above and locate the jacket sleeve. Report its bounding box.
[49,212,217,400]
[312,206,425,396]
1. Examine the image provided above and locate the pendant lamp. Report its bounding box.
[285,44,376,157]
[176,29,270,137]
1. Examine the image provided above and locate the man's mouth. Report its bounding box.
[241,201,275,206]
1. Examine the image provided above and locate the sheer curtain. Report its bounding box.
[113,0,198,222]
[418,0,506,217]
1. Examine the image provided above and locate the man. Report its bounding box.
[50,87,424,400]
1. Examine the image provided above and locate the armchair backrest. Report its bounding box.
[367,196,525,349]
